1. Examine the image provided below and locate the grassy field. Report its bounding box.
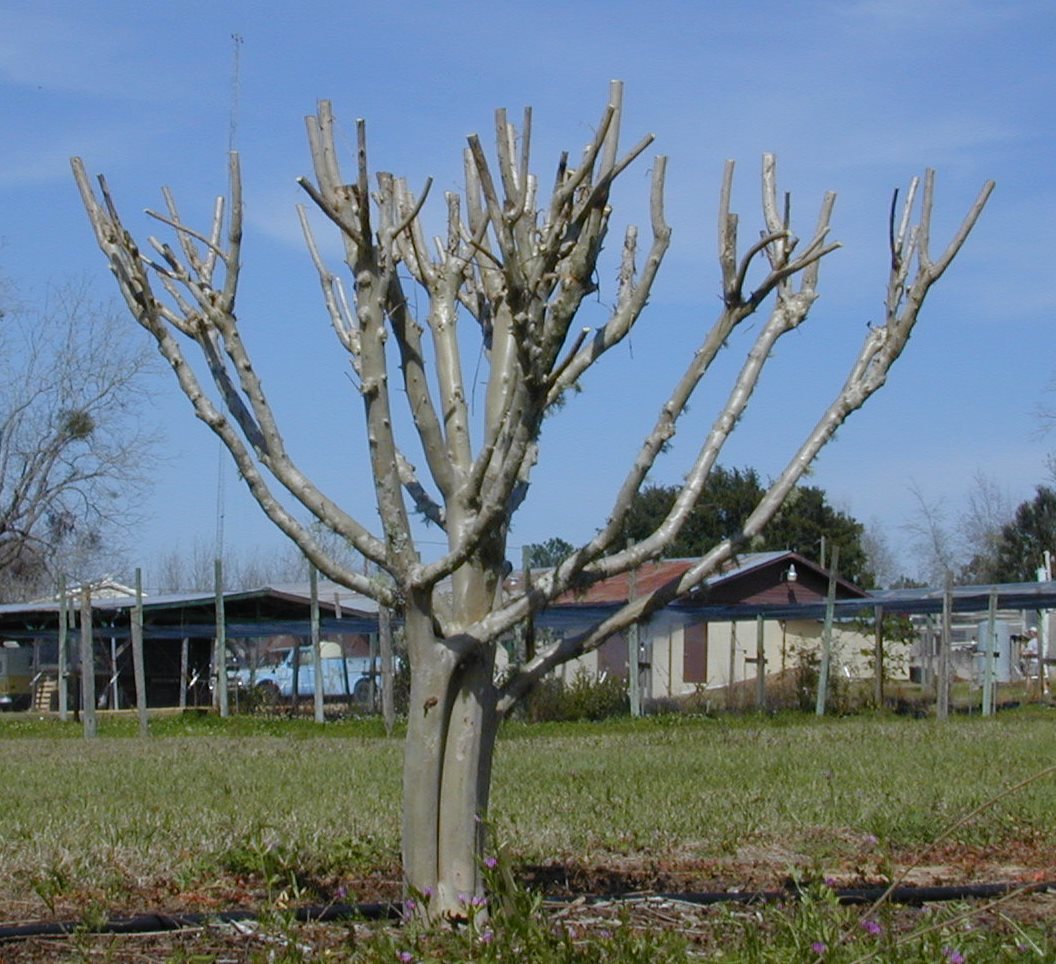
[1,708,1055,960]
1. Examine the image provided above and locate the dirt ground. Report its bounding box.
[2,843,1054,962]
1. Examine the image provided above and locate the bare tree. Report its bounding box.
[72,83,992,915]
[904,480,960,585]
[0,281,158,599]
[904,472,1012,584]
[961,470,1013,581]
[861,518,899,589]
[150,526,362,592]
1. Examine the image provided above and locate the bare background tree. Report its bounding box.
[0,279,158,600]
[903,473,1013,584]
[150,525,362,592]
[861,518,901,589]
[73,83,992,915]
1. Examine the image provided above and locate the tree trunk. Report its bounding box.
[401,567,501,918]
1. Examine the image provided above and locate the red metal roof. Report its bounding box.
[554,551,869,608]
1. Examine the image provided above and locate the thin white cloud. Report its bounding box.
[829,115,1021,173]
[835,0,1035,30]
[0,8,129,96]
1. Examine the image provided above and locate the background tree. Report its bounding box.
[987,486,1056,583]
[903,473,1013,584]
[522,537,574,570]
[960,471,1015,582]
[622,469,874,585]
[0,281,157,600]
[151,525,363,592]
[73,84,991,914]
[860,519,900,589]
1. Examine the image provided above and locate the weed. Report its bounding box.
[27,861,71,914]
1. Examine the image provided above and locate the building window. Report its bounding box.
[683,622,708,683]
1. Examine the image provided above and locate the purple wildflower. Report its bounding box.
[811,941,828,954]
[335,884,348,900]
[484,856,498,869]
[480,929,494,944]
[471,894,487,907]
[861,919,882,936]
[397,953,414,963]
[403,898,417,914]
[943,948,965,964]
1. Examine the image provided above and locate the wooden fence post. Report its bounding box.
[58,576,69,721]
[379,604,395,736]
[815,546,840,717]
[937,572,952,721]
[132,568,148,737]
[754,615,766,709]
[79,586,97,739]
[521,546,535,663]
[310,564,324,723]
[982,589,997,717]
[179,637,189,709]
[727,621,737,709]
[214,559,229,717]
[873,604,884,709]
[627,554,641,717]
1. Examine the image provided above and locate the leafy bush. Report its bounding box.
[520,670,629,722]
[792,643,849,714]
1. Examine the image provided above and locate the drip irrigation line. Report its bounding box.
[584,879,1055,908]
[0,881,1052,942]
[0,901,400,942]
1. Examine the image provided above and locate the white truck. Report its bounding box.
[233,641,374,703]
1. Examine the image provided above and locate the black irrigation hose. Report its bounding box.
[1,881,1053,942]
[0,901,400,942]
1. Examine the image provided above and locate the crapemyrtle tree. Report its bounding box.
[72,83,992,916]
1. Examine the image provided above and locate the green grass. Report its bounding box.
[1,708,1054,959]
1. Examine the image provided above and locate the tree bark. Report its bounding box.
[401,548,503,917]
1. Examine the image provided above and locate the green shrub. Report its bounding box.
[521,670,629,722]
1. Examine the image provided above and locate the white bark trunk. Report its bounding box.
[401,582,499,917]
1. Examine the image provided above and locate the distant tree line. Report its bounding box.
[526,466,874,586]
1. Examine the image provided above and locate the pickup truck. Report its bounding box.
[0,643,33,711]
[232,642,374,702]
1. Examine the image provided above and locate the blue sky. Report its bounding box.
[1,0,1053,582]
